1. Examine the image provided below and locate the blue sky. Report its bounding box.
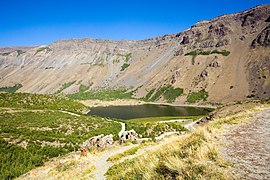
[0,0,269,46]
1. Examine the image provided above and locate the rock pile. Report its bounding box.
[81,134,114,150]
[196,113,215,125]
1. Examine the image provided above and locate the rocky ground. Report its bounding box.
[221,108,270,180]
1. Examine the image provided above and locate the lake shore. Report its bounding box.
[79,99,217,109]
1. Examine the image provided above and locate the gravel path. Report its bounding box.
[221,108,270,180]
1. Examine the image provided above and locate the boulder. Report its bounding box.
[200,70,208,80]
[81,134,114,150]
[171,75,176,84]
[120,129,138,143]
[209,60,220,68]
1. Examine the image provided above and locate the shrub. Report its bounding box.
[124,53,132,62]
[185,49,230,65]
[35,47,52,54]
[187,89,209,103]
[120,63,130,71]
[147,85,183,102]
[68,88,133,100]
[0,92,87,113]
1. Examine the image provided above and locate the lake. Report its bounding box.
[88,104,212,120]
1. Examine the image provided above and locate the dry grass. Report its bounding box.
[107,142,154,163]
[106,102,268,180]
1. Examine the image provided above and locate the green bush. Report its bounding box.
[79,83,92,92]
[185,49,230,65]
[68,88,133,100]
[35,47,52,54]
[146,85,183,102]
[0,92,87,113]
[142,89,155,101]
[163,87,184,103]
[120,63,130,71]
[187,89,209,103]
[0,94,122,180]
[124,53,132,62]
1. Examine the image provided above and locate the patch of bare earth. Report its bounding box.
[221,108,270,179]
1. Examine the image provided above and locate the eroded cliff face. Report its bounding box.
[0,5,269,103]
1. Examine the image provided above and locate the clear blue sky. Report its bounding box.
[1,0,269,46]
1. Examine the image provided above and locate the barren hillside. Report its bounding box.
[0,5,269,103]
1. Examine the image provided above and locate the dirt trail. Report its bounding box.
[91,145,137,180]
[221,108,270,180]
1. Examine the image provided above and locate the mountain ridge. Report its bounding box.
[0,4,269,103]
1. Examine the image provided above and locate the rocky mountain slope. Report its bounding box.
[0,5,269,103]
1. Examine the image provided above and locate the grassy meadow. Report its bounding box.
[0,92,121,179]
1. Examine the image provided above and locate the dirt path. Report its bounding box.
[91,145,137,180]
[59,110,81,117]
[184,118,201,131]
[221,108,270,180]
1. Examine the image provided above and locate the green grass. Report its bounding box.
[56,81,76,93]
[0,93,121,179]
[142,89,155,101]
[120,63,130,71]
[146,85,183,102]
[187,89,209,103]
[124,53,132,62]
[68,88,133,100]
[163,86,184,103]
[185,49,230,65]
[79,83,92,92]
[211,49,230,56]
[107,146,141,162]
[35,47,52,54]
[113,58,120,64]
[126,116,201,125]
[113,53,131,64]
[125,121,187,139]
[0,92,87,113]
[108,142,153,163]
[0,83,22,93]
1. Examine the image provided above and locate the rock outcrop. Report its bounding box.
[120,130,138,143]
[81,134,114,150]
[251,25,270,47]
